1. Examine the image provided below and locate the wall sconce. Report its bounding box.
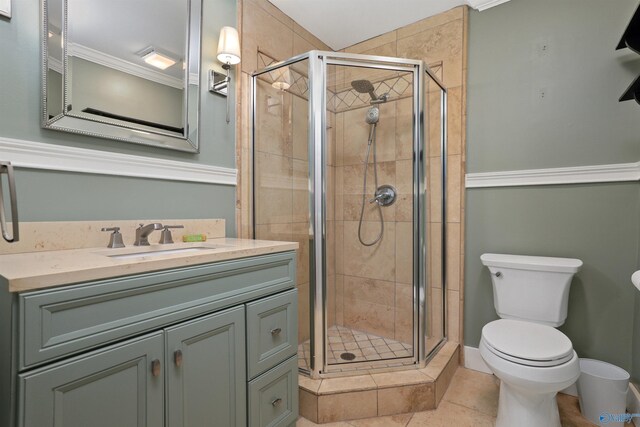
[271,67,292,91]
[209,26,241,124]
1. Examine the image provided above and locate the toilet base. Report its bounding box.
[496,381,561,427]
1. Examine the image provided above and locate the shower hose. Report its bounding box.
[358,123,384,246]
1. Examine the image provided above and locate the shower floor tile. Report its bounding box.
[298,325,414,372]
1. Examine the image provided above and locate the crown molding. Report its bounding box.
[0,137,236,186]
[67,43,184,89]
[47,56,63,74]
[466,0,512,11]
[0,0,11,18]
[466,162,640,188]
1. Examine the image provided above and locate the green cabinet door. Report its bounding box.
[19,332,165,427]
[165,306,247,427]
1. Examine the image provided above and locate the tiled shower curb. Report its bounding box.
[298,342,460,423]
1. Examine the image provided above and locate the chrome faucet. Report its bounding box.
[134,223,163,246]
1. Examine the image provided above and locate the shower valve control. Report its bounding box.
[370,185,397,207]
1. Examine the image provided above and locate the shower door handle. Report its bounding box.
[0,161,19,243]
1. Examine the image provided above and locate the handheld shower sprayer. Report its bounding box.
[366,106,379,125]
[350,78,395,246]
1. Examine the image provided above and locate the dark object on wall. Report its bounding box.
[620,75,640,104]
[618,3,640,53]
[0,161,19,243]
[618,3,640,104]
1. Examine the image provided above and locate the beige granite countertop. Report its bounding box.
[0,238,298,293]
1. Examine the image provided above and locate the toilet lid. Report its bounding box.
[482,319,573,367]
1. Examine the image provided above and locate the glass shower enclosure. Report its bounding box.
[252,51,447,378]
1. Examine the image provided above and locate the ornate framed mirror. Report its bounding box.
[42,0,202,152]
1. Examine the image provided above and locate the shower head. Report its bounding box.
[351,79,378,101]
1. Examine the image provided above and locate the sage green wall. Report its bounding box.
[70,58,184,128]
[467,0,640,173]
[465,0,640,382]
[0,0,237,236]
[46,69,62,117]
[634,292,640,383]
[465,184,639,373]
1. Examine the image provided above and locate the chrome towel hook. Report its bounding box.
[0,161,19,243]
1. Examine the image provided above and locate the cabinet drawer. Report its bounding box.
[20,252,295,369]
[248,356,298,427]
[246,289,297,378]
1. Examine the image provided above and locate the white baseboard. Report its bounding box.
[629,383,640,427]
[0,136,237,186]
[463,346,492,374]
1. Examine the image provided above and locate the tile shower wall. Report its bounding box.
[327,66,415,345]
[335,7,468,346]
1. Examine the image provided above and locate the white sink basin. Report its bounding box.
[106,246,222,260]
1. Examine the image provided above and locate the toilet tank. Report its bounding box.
[480,253,583,327]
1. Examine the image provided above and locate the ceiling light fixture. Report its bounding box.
[141,48,177,70]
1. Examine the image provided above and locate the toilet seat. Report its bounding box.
[481,319,574,368]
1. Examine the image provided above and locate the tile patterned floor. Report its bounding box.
[298,325,414,372]
[296,367,599,426]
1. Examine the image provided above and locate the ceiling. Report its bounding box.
[268,0,511,50]
[49,0,188,79]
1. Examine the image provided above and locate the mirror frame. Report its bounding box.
[41,0,202,153]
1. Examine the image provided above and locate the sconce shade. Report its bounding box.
[216,26,241,65]
[271,67,292,91]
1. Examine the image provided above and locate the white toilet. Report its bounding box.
[479,253,583,427]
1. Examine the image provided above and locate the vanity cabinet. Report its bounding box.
[0,251,298,427]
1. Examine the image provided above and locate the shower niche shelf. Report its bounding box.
[618,3,640,104]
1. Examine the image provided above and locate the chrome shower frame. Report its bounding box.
[251,51,448,379]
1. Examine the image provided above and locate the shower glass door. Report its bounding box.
[322,57,421,371]
[253,51,446,378]
[252,56,314,374]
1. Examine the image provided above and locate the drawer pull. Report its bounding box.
[270,327,282,336]
[271,398,283,407]
[174,350,183,367]
[151,359,161,377]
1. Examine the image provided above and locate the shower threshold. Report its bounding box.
[298,341,460,423]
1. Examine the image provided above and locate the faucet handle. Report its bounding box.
[101,227,125,248]
[159,225,184,244]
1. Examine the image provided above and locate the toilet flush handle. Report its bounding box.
[493,271,503,278]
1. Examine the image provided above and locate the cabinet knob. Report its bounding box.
[271,398,282,407]
[270,327,282,336]
[174,349,183,367]
[151,359,161,377]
